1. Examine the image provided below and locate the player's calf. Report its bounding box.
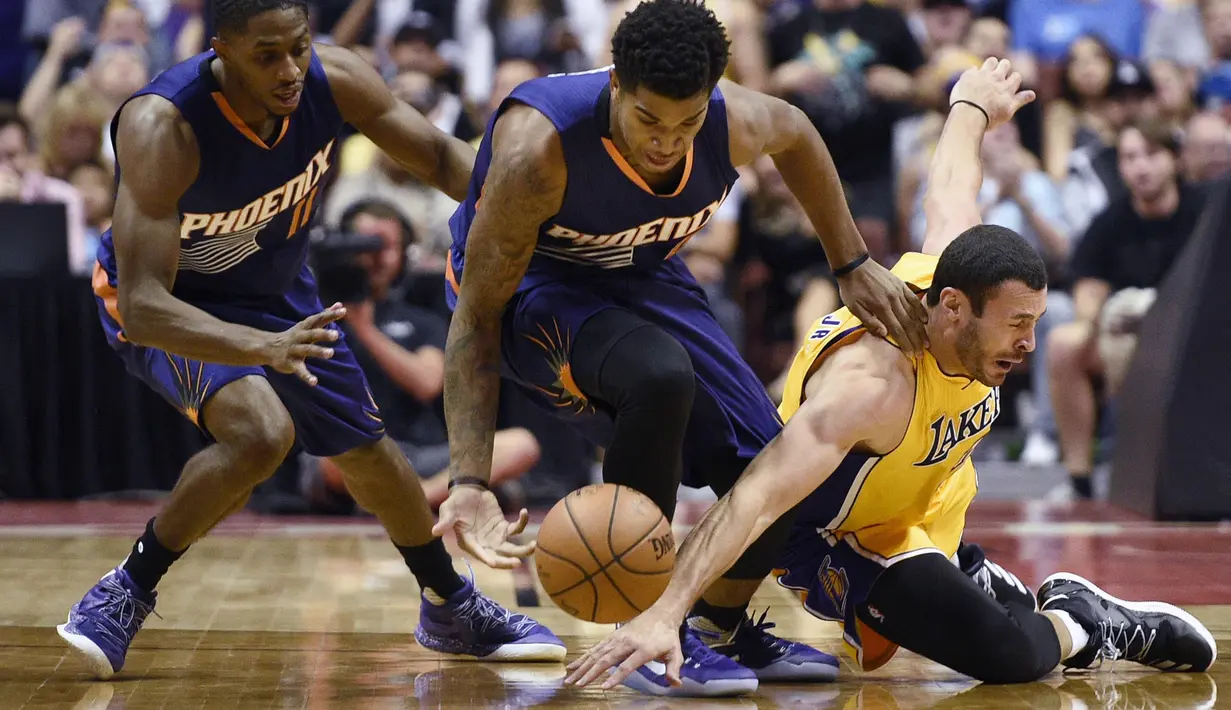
[859,552,1061,684]
[957,541,1037,611]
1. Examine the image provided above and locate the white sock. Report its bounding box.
[1049,610,1091,660]
[424,588,448,605]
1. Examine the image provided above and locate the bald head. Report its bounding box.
[1183,111,1231,182]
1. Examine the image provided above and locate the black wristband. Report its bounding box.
[832,252,870,278]
[950,99,990,127]
[448,476,490,490]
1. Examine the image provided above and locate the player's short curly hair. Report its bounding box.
[611,0,730,100]
[213,0,308,36]
[928,225,1048,316]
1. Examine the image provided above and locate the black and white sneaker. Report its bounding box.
[1037,573,1217,672]
[958,542,1037,611]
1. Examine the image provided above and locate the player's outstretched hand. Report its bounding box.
[432,485,535,570]
[565,610,684,689]
[949,57,1036,129]
[266,302,346,385]
[838,258,929,356]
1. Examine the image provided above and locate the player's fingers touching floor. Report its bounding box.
[567,641,614,685]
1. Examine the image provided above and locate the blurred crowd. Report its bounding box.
[2,0,1227,508]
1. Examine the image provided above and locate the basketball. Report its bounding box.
[534,483,676,623]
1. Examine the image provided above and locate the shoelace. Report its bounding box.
[1096,618,1156,664]
[86,576,159,645]
[1063,618,1156,674]
[453,592,538,636]
[737,609,789,653]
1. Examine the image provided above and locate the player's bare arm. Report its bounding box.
[921,57,1036,256]
[720,78,929,355]
[112,95,343,384]
[318,43,474,203]
[432,105,567,568]
[566,338,915,689]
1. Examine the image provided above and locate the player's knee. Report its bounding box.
[619,333,695,416]
[231,411,295,475]
[205,379,295,478]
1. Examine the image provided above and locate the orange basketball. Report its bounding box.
[534,483,676,623]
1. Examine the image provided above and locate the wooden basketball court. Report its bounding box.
[1,500,1226,708]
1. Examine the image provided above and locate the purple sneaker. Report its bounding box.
[694,610,841,682]
[620,626,758,697]
[56,567,157,679]
[414,575,565,662]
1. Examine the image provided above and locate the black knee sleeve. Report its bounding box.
[571,309,696,520]
[859,553,1061,684]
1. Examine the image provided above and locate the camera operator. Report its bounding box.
[302,200,541,513]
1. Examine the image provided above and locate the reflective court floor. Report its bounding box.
[1,500,1228,709]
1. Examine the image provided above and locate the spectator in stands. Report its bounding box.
[39,81,113,179]
[458,0,605,109]
[484,58,542,125]
[741,156,839,401]
[767,0,927,262]
[1143,0,1209,69]
[387,15,458,90]
[158,0,207,64]
[979,120,1075,466]
[1009,0,1144,75]
[1151,58,1197,131]
[90,41,152,105]
[327,1,459,69]
[1048,119,1206,500]
[95,1,170,73]
[21,0,106,50]
[18,16,87,126]
[916,0,971,57]
[1198,0,1231,121]
[69,162,114,264]
[303,201,541,514]
[1059,54,1157,237]
[0,108,89,274]
[1182,110,1231,184]
[1044,35,1119,181]
[326,71,463,265]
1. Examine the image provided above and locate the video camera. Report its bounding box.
[309,226,385,305]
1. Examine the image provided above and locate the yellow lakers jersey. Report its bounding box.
[777,252,1000,560]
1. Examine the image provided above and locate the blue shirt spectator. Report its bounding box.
[1010,0,1144,62]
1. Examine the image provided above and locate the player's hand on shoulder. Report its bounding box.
[262,303,346,386]
[949,57,1036,129]
[837,258,929,357]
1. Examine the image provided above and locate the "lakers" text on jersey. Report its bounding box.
[916,388,1000,467]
